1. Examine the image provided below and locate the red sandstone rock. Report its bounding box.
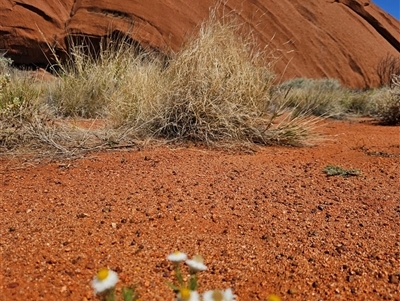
[0,0,399,88]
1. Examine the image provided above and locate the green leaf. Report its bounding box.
[188,275,198,290]
[175,265,185,287]
[166,281,180,293]
[122,285,139,301]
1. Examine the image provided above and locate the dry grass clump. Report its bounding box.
[153,16,273,142]
[0,56,50,150]
[275,78,397,119]
[276,78,349,118]
[106,52,166,133]
[141,12,310,145]
[105,11,315,146]
[1,12,323,154]
[376,75,400,125]
[47,36,169,141]
[342,89,377,116]
[48,39,133,118]
[0,54,116,154]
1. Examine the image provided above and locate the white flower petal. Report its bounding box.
[203,290,215,301]
[91,269,118,294]
[203,289,236,301]
[223,288,236,301]
[185,259,207,272]
[167,251,188,262]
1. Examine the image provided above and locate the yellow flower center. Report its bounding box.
[267,294,281,301]
[212,290,224,301]
[193,254,203,263]
[180,288,191,301]
[97,268,109,281]
[174,251,181,255]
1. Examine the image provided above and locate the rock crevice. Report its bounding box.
[338,0,400,52]
[14,1,54,23]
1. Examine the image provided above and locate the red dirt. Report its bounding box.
[1,119,400,301]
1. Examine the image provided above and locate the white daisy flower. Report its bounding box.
[177,288,200,301]
[203,288,236,301]
[185,254,207,273]
[91,268,118,294]
[167,251,188,263]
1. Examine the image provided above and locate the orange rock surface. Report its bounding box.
[0,1,399,87]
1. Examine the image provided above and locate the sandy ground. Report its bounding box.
[1,119,399,301]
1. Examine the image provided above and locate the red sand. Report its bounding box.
[1,119,399,300]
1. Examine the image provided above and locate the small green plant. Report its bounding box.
[166,251,207,293]
[323,165,361,177]
[91,268,139,301]
[89,252,244,301]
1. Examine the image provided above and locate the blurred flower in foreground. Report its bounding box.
[177,288,200,301]
[186,255,207,273]
[266,294,281,301]
[167,251,188,263]
[203,288,236,301]
[92,268,119,294]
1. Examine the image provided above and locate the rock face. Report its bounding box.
[0,0,399,88]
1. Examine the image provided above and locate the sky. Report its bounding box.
[372,0,400,19]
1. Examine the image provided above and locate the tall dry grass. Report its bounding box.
[110,11,315,146]
[2,11,335,154]
[276,78,350,118]
[48,38,134,118]
[0,56,52,151]
[376,75,400,125]
[150,13,276,143]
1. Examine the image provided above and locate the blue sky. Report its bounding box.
[372,0,400,19]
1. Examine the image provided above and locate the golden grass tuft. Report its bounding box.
[1,10,338,154]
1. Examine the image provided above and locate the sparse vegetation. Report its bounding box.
[104,12,315,146]
[377,53,400,87]
[0,57,50,150]
[375,75,400,125]
[1,12,319,153]
[323,165,361,177]
[1,11,398,155]
[276,77,400,121]
[276,77,353,118]
[143,12,304,145]
[342,89,376,116]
